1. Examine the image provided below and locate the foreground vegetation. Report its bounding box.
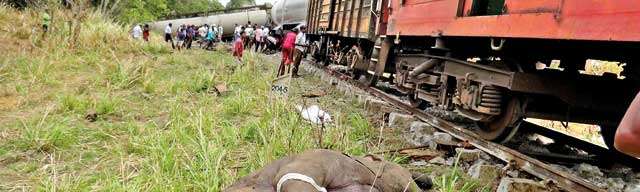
[0,6,384,190]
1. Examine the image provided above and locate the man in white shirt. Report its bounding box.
[262,26,270,38]
[244,25,254,49]
[254,26,263,52]
[218,25,224,41]
[261,26,270,51]
[234,24,242,41]
[131,24,142,39]
[292,25,307,77]
[164,23,175,49]
[198,25,207,38]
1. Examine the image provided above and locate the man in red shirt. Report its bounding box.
[278,28,298,76]
[143,24,150,42]
[233,31,245,62]
[615,91,640,158]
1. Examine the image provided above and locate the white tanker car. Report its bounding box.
[150,0,309,36]
[271,0,308,29]
[150,7,270,37]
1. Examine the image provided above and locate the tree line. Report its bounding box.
[2,0,257,23]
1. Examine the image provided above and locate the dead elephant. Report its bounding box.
[224,149,430,192]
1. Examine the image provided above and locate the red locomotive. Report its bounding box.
[306,0,640,156]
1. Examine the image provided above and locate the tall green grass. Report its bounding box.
[0,5,388,191]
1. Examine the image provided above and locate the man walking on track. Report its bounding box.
[278,28,298,76]
[292,25,307,78]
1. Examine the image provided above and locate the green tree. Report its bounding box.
[113,0,222,23]
[225,0,255,9]
[116,0,161,23]
[167,0,223,14]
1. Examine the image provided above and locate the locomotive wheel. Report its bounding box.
[476,98,522,143]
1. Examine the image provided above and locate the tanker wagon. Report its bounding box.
[150,6,272,38]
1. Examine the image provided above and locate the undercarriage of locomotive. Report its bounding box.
[384,36,639,145]
[309,33,640,161]
[393,38,521,143]
[312,33,639,149]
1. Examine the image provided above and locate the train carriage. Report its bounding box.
[306,0,640,158]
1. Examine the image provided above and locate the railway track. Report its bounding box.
[301,60,612,192]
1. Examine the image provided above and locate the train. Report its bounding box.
[150,5,272,37]
[149,1,310,37]
[271,0,308,29]
[297,0,640,157]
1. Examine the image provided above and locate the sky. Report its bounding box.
[217,0,275,7]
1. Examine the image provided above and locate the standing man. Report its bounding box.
[186,25,195,49]
[198,24,208,48]
[291,26,307,77]
[205,27,215,50]
[211,24,218,41]
[278,28,298,76]
[254,25,263,52]
[176,26,186,51]
[262,26,270,52]
[143,24,150,42]
[218,24,224,42]
[164,23,175,49]
[244,24,254,49]
[233,31,246,62]
[234,24,241,41]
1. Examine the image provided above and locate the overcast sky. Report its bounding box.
[217,0,274,7]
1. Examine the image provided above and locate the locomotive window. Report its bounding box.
[470,0,505,16]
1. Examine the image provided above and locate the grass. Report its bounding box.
[0,5,393,191]
[432,155,490,192]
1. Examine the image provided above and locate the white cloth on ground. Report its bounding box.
[296,105,332,124]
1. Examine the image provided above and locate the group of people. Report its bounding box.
[131,22,225,51]
[135,22,277,54]
[162,23,225,51]
[131,24,151,42]
[277,26,307,78]
[231,22,272,60]
[132,21,307,78]
[231,22,307,78]
[198,24,223,50]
